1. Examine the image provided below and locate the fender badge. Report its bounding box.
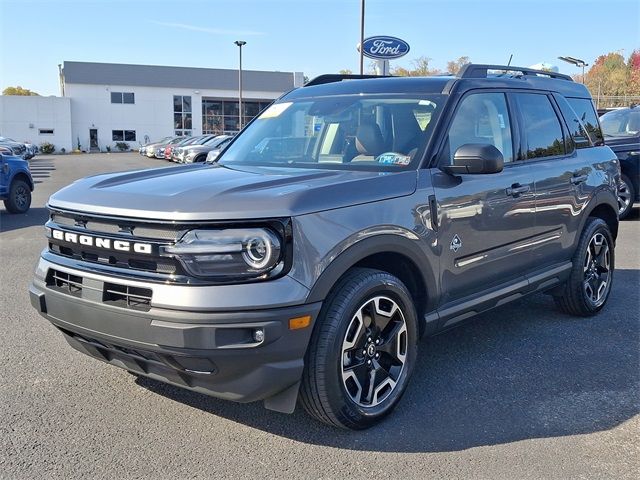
[450,235,462,252]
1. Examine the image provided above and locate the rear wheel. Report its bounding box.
[300,268,418,429]
[617,174,634,220]
[554,217,614,316]
[3,179,31,213]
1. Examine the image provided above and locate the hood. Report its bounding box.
[48,164,417,221]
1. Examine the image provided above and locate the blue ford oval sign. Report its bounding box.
[362,36,410,60]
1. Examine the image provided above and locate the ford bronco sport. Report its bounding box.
[30,64,620,429]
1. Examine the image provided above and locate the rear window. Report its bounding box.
[566,98,604,145]
[515,93,565,159]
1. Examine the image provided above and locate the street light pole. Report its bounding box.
[558,56,588,84]
[359,0,365,75]
[235,40,247,130]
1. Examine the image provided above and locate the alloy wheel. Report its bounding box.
[617,179,632,215]
[583,232,611,307]
[14,185,29,210]
[341,296,407,408]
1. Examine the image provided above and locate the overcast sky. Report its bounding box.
[1,0,638,96]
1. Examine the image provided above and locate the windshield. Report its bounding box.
[217,94,444,170]
[600,108,640,138]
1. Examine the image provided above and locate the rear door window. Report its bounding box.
[515,93,565,159]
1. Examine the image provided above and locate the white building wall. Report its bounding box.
[0,96,72,151]
[65,83,284,151]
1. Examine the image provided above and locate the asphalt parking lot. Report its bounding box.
[1,152,638,479]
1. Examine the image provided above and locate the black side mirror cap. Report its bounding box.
[441,143,504,175]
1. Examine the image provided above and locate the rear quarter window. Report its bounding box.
[566,97,604,146]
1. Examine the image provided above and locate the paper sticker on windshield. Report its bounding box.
[377,152,411,165]
[259,102,292,119]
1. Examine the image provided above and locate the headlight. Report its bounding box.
[162,228,283,280]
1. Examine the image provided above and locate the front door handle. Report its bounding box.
[570,174,588,185]
[506,183,530,197]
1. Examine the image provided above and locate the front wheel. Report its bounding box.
[554,217,614,316]
[300,268,418,429]
[3,179,31,213]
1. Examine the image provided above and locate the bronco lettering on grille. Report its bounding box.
[51,229,153,254]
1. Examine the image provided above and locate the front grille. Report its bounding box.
[46,268,152,311]
[47,210,186,276]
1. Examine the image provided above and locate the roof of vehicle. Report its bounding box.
[287,64,591,100]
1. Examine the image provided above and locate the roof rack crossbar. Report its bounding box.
[304,74,392,87]
[457,64,573,82]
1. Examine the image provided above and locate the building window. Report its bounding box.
[38,129,54,135]
[202,99,271,134]
[112,130,136,141]
[111,92,135,104]
[174,95,192,136]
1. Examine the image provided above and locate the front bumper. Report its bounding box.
[30,257,321,411]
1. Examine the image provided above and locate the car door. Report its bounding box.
[431,91,538,308]
[511,92,595,268]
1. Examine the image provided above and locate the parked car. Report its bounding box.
[203,137,233,163]
[140,136,173,157]
[1,152,34,213]
[179,135,232,163]
[600,105,640,219]
[153,136,183,159]
[164,135,213,162]
[0,136,28,159]
[30,64,619,429]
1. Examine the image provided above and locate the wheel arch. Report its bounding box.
[12,171,34,191]
[305,234,437,333]
[584,192,619,240]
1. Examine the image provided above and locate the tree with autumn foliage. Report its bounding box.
[583,50,640,106]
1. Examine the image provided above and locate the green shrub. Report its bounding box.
[106,145,111,152]
[115,142,129,152]
[40,142,55,154]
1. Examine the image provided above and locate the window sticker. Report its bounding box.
[497,114,506,129]
[259,102,293,119]
[376,152,411,165]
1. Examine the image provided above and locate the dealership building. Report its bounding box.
[0,61,304,152]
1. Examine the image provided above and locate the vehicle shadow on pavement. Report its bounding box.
[0,207,49,233]
[136,269,639,453]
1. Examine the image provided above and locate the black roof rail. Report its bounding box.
[304,74,392,87]
[457,64,573,81]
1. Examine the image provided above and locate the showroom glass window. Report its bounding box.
[202,99,272,135]
[515,93,565,159]
[174,95,192,136]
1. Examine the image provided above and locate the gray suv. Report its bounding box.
[29,64,620,429]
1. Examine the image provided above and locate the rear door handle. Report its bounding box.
[506,183,530,197]
[570,174,588,185]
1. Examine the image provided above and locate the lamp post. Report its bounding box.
[359,0,365,75]
[558,56,588,84]
[234,40,247,130]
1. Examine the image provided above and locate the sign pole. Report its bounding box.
[359,0,365,75]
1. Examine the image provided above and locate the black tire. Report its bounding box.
[554,217,614,316]
[3,179,31,213]
[618,174,635,220]
[194,154,206,163]
[300,268,419,429]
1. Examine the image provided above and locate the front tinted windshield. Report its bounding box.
[600,108,640,138]
[218,95,443,170]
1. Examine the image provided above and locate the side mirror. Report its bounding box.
[441,144,504,175]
